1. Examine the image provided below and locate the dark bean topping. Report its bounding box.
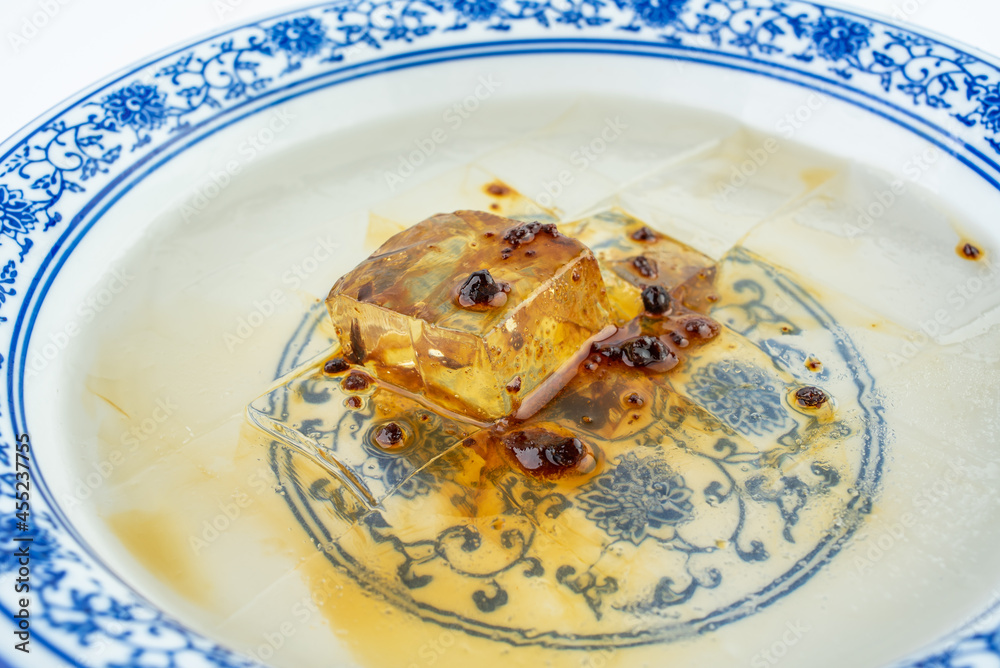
[503,221,559,248]
[641,285,672,314]
[486,182,511,196]
[632,255,658,279]
[525,249,536,257]
[463,437,476,448]
[619,336,672,367]
[500,248,513,260]
[457,269,509,308]
[631,226,657,242]
[960,242,982,260]
[345,396,362,409]
[502,429,586,477]
[795,386,828,408]
[342,372,371,392]
[506,376,522,393]
[323,357,350,374]
[373,422,406,448]
[581,416,593,424]
[625,392,644,406]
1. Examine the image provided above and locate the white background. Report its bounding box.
[0,0,998,142]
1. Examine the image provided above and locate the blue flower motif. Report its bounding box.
[577,451,693,545]
[977,84,1000,133]
[451,0,500,21]
[0,516,59,573]
[0,186,36,236]
[100,83,168,132]
[686,362,790,436]
[810,15,871,61]
[629,0,686,28]
[267,16,327,58]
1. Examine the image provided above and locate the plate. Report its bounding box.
[1,1,999,666]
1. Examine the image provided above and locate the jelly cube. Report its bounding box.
[327,210,613,421]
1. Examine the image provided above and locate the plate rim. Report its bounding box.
[2,1,999,666]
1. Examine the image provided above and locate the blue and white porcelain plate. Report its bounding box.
[2,1,1000,666]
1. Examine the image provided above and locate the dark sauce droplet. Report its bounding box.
[632,255,658,279]
[342,372,371,392]
[679,315,720,341]
[959,242,982,260]
[641,285,672,314]
[345,396,362,409]
[795,386,828,408]
[501,429,586,477]
[486,182,512,197]
[457,269,509,308]
[373,422,406,449]
[625,392,644,406]
[323,357,350,374]
[506,376,522,393]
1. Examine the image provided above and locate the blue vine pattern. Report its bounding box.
[0,0,996,665]
[253,246,880,648]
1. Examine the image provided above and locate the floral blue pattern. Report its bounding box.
[268,16,328,57]
[623,0,687,29]
[451,0,501,22]
[577,451,694,544]
[685,362,790,437]
[100,83,169,133]
[973,83,1000,133]
[809,15,871,61]
[0,0,997,665]
[0,186,35,238]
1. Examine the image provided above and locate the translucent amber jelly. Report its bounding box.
[327,210,613,422]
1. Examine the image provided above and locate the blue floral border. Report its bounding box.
[1,1,998,666]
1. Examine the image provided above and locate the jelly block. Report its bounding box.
[327,210,613,421]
